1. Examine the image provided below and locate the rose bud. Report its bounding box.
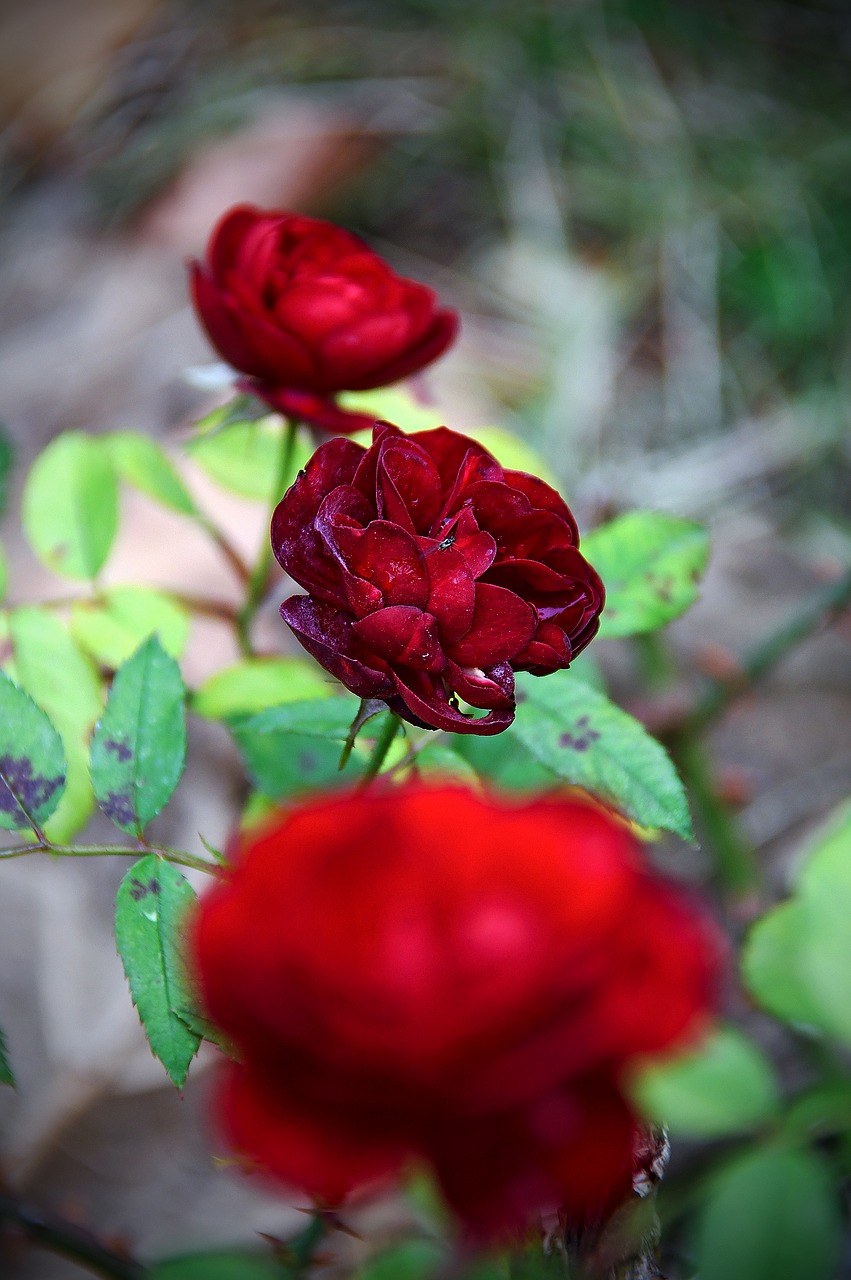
[271,422,605,734]
[189,205,458,435]
[192,785,721,1239]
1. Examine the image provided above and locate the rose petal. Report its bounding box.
[226,306,321,387]
[190,263,274,380]
[436,506,497,578]
[314,488,385,618]
[330,520,430,610]
[445,659,515,710]
[428,1079,635,1237]
[449,584,537,667]
[220,1063,408,1203]
[391,669,515,735]
[207,204,267,277]
[272,438,365,598]
[503,470,580,541]
[352,606,446,671]
[274,277,374,342]
[375,436,444,535]
[349,309,459,391]
[280,596,394,699]
[321,311,417,385]
[411,426,499,492]
[248,384,379,434]
[423,543,475,644]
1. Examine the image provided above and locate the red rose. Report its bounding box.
[272,422,605,734]
[192,785,721,1238]
[189,205,458,434]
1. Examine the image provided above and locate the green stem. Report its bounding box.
[0,843,220,877]
[689,565,851,732]
[194,515,252,585]
[634,630,676,691]
[672,736,761,898]
[382,730,450,779]
[359,714,402,788]
[0,1192,145,1280]
[237,417,299,656]
[284,1213,327,1276]
[171,593,240,625]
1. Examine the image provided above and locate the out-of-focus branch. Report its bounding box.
[0,1191,145,1280]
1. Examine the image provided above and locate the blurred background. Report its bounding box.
[0,0,850,1274]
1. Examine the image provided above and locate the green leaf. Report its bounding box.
[0,423,13,518]
[115,855,200,1088]
[582,511,710,638]
[743,799,851,1042]
[228,697,368,799]
[192,657,332,720]
[71,586,190,668]
[6,608,101,840]
[90,636,187,834]
[0,1027,14,1087]
[230,697,362,742]
[187,416,312,500]
[22,432,118,580]
[414,743,482,787]
[105,431,197,516]
[357,1241,446,1280]
[239,790,278,833]
[150,1251,285,1280]
[0,671,66,831]
[696,1148,841,1280]
[512,672,694,839]
[172,1005,229,1052]
[454,731,557,791]
[629,1025,779,1137]
[742,902,826,1030]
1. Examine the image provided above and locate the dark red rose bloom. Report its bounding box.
[192,785,721,1238]
[189,205,458,434]
[271,422,605,734]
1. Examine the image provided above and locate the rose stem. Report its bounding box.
[686,563,851,732]
[284,1213,327,1275]
[666,566,851,901]
[194,514,252,585]
[236,416,299,656]
[359,714,403,787]
[0,1191,145,1280]
[673,736,761,900]
[0,843,220,876]
[633,629,761,900]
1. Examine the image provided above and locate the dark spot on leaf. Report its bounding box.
[657,576,675,604]
[299,751,317,775]
[515,690,527,704]
[104,739,132,762]
[559,721,602,753]
[102,790,135,826]
[0,755,63,820]
[129,876,160,901]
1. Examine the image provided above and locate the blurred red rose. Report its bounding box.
[189,205,458,434]
[272,421,605,734]
[192,785,721,1238]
